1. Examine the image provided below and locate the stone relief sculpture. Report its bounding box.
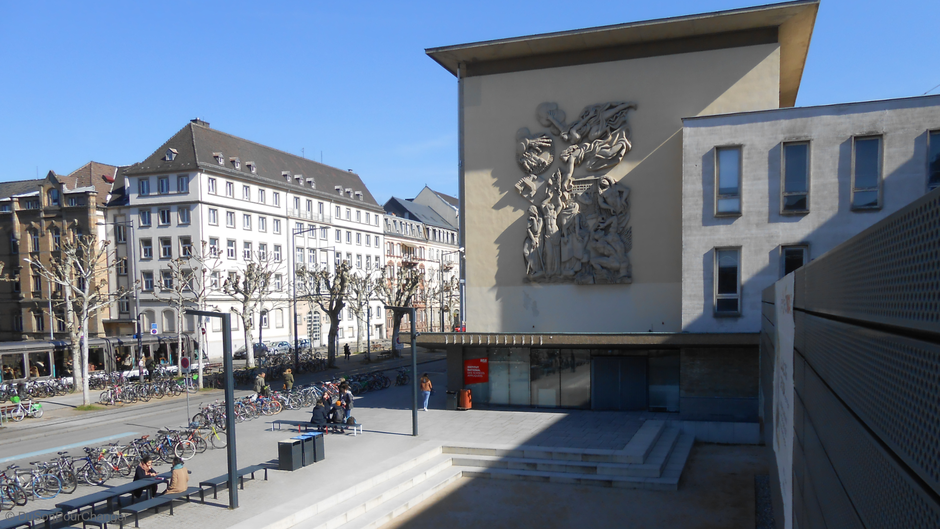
[515,101,636,284]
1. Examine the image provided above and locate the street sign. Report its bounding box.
[150,323,158,335]
[181,357,190,369]
[201,327,206,335]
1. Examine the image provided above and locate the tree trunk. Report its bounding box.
[391,310,405,358]
[327,313,340,367]
[80,313,91,406]
[244,326,255,368]
[355,314,363,354]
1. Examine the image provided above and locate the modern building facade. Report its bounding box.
[420,0,940,441]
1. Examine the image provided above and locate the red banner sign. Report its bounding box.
[464,358,489,384]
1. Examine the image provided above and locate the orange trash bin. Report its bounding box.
[457,388,472,410]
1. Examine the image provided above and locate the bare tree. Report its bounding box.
[346,269,380,354]
[27,234,126,405]
[425,270,459,332]
[296,261,350,368]
[375,263,423,357]
[222,252,283,368]
[153,241,222,387]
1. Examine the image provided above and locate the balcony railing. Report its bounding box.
[288,209,331,223]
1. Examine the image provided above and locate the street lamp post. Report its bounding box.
[438,248,464,332]
[386,305,418,436]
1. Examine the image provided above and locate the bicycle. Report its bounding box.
[6,398,43,421]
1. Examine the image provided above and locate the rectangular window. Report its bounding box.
[225,182,234,197]
[258,216,267,232]
[306,199,313,213]
[335,229,341,242]
[208,178,217,194]
[226,211,235,228]
[335,205,341,218]
[275,309,284,328]
[139,209,152,227]
[356,254,362,268]
[356,210,361,222]
[294,197,301,211]
[142,271,154,291]
[928,130,940,191]
[318,202,324,216]
[782,142,810,213]
[273,219,281,234]
[243,214,251,230]
[356,233,361,245]
[260,311,269,328]
[307,224,315,237]
[161,270,173,289]
[118,297,130,314]
[296,247,304,265]
[258,189,265,204]
[158,177,170,194]
[115,225,126,243]
[208,208,219,226]
[366,255,371,269]
[180,236,193,257]
[346,231,351,244]
[781,245,808,278]
[158,208,171,225]
[345,208,351,220]
[852,136,883,209]
[258,243,267,260]
[209,238,219,257]
[365,212,370,224]
[273,192,280,206]
[31,273,41,295]
[34,313,45,332]
[117,257,128,275]
[714,248,741,315]
[715,146,742,215]
[210,272,220,289]
[243,241,252,260]
[243,185,251,200]
[160,237,172,258]
[308,248,316,264]
[178,207,191,225]
[227,240,236,259]
[320,227,327,239]
[141,238,153,259]
[138,178,150,196]
[177,175,189,193]
[273,245,281,261]
[366,234,371,246]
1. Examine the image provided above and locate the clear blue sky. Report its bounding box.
[1,0,937,204]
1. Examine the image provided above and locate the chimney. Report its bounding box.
[191,118,210,128]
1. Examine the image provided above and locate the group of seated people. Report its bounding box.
[132,455,189,499]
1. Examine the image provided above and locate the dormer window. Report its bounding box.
[354,191,363,201]
[307,178,316,189]
[345,188,352,197]
[282,171,292,182]
[295,175,304,186]
[213,152,224,165]
[246,161,256,174]
[335,186,343,194]
[230,157,240,170]
[164,148,178,161]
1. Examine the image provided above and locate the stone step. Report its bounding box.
[295,455,456,529]
[449,426,681,478]
[622,419,666,463]
[334,466,464,529]
[459,433,695,492]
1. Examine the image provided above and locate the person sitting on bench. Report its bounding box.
[165,457,189,494]
[309,399,329,431]
[133,456,163,499]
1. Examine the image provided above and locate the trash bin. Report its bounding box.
[311,431,325,462]
[458,389,472,410]
[293,434,314,467]
[278,438,303,471]
[446,391,458,410]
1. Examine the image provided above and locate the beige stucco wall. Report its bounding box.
[463,43,782,332]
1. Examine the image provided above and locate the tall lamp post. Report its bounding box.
[438,247,464,332]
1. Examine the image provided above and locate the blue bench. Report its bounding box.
[119,487,200,528]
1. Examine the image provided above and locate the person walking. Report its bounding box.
[343,343,351,362]
[253,372,267,396]
[164,457,189,494]
[419,373,432,411]
[283,368,294,391]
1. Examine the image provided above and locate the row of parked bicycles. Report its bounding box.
[98,378,196,406]
[0,424,226,510]
[0,378,72,402]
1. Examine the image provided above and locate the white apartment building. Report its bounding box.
[108,119,385,358]
[383,196,461,335]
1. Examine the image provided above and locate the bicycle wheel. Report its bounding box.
[171,382,183,397]
[137,386,151,402]
[58,469,78,494]
[10,406,25,422]
[209,429,227,449]
[29,404,43,419]
[174,440,196,460]
[99,390,112,405]
[2,483,28,507]
[32,474,61,499]
[192,435,208,454]
[82,463,110,486]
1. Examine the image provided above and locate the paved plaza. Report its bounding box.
[0,350,767,528]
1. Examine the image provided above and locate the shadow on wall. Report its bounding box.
[687,131,931,332]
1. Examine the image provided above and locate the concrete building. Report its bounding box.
[420,0,940,441]
[383,195,461,336]
[110,119,386,359]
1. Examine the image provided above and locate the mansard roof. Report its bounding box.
[384,196,457,231]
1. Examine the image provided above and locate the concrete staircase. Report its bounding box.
[282,420,694,529]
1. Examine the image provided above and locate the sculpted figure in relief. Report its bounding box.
[514,101,636,284]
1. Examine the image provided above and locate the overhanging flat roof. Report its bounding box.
[426,0,818,107]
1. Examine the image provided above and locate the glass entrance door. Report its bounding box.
[488,348,530,406]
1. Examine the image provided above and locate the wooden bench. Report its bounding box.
[198,465,269,502]
[119,487,200,528]
[0,403,17,424]
[0,509,61,529]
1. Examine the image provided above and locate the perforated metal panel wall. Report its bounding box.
[795,189,940,335]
